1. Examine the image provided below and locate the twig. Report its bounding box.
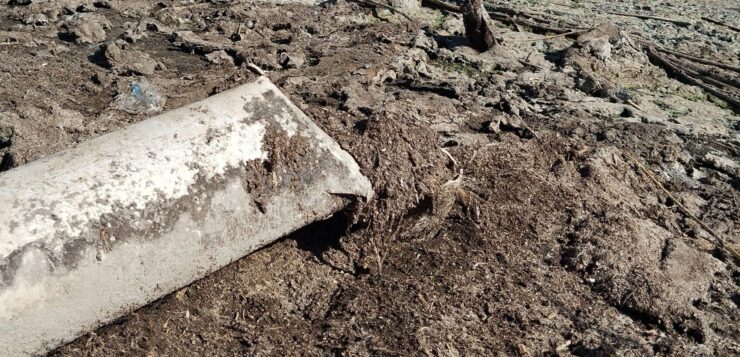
[366,215,385,275]
[372,235,384,274]
[506,14,522,32]
[99,228,112,252]
[701,16,740,32]
[505,29,587,42]
[626,99,644,112]
[245,63,265,76]
[350,0,413,21]
[707,140,739,156]
[656,47,740,73]
[625,152,739,261]
[318,24,358,39]
[440,148,458,168]
[608,11,692,27]
[514,113,539,140]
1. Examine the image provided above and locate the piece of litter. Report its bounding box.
[115,79,165,114]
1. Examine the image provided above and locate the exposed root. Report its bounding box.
[636,38,740,73]
[643,46,740,112]
[484,3,582,29]
[607,12,692,27]
[422,0,460,13]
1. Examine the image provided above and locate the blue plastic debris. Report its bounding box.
[115,79,165,114]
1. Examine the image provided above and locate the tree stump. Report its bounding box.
[462,0,496,51]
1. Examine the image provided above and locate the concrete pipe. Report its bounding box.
[0,77,372,356]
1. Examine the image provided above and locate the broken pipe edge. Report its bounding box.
[0,77,372,356]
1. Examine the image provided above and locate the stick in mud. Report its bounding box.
[700,16,740,32]
[625,152,740,261]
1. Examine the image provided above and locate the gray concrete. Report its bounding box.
[0,77,372,356]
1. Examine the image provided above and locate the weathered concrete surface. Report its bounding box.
[0,77,372,356]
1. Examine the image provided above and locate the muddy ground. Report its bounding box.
[0,0,738,356]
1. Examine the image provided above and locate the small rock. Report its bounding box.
[576,71,616,98]
[390,0,422,16]
[23,14,49,26]
[693,238,715,252]
[271,30,292,45]
[412,31,437,52]
[516,344,531,357]
[702,152,738,176]
[76,3,97,12]
[487,115,523,133]
[172,31,227,53]
[586,37,612,61]
[0,126,13,149]
[63,14,112,44]
[93,0,111,8]
[278,52,305,69]
[574,24,621,61]
[51,104,85,131]
[122,25,147,43]
[577,23,621,45]
[105,43,159,75]
[486,118,502,133]
[205,50,234,65]
[174,287,188,301]
[62,5,76,15]
[372,69,397,84]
